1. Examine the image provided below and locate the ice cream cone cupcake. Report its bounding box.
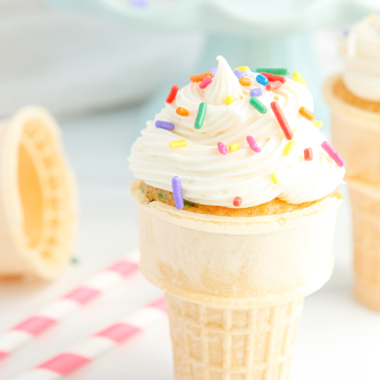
[130,57,345,379]
[323,14,380,311]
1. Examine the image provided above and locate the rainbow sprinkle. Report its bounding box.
[256,74,269,86]
[266,81,282,91]
[261,72,286,83]
[284,141,295,156]
[271,173,279,184]
[233,197,242,207]
[195,102,207,129]
[217,142,227,155]
[239,77,251,86]
[249,97,267,114]
[250,88,263,97]
[256,68,289,76]
[166,85,179,104]
[246,136,261,153]
[304,148,313,161]
[271,102,293,140]
[234,66,250,72]
[169,140,187,148]
[299,107,315,121]
[321,141,346,167]
[312,120,323,129]
[292,72,307,87]
[225,96,235,105]
[234,70,246,79]
[229,143,240,153]
[199,76,212,89]
[172,176,184,210]
[176,107,189,116]
[155,120,175,130]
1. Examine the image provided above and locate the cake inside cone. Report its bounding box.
[141,182,341,217]
[333,77,380,114]
[17,120,71,263]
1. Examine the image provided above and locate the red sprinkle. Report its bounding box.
[233,197,242,207]
[304,148,313,161]
[166,85,179,104]
[270,102,293,140]
[261,72,286,83]
[266,81,282,91]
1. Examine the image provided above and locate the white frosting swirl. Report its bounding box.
[342,14,380,101]
[129,56,345,208]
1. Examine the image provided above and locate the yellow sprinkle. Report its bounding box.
[274,96,279,102]
[292,72,307,87]
[312,120,323,129]
[271,173,279,184]
[225,96,235,105]
[234,66,250,71]
[284,140,295,156]
[169,140,187,148]
[229,143,240,153]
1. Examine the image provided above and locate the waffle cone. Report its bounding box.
[349,180,380,311]
[0,107,76,280]
[323,74,380,186]
[166,293,303,380]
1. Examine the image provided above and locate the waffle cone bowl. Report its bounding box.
[0,106,76,281]
[131,180,343,379]
[324,74,380,311]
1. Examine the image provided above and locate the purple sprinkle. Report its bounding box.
[131,0,148,7]
[234,70,246,79]
[250,88,263,97]
[343,27,350,36]
[209,66,218,76]
[172,176,184,210]
[155,120,174,130]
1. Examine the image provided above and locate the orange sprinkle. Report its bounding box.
[299,106,315,121]
[239,77,252,86]
[190,72,213,82]
[176,107,189,116]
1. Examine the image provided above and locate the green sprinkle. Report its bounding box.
[195,102,207,129]
[249,97,267,114]
[71,257,79,264]
[184,201,198,208]
[256,68,290,76]
[158,193,164,199]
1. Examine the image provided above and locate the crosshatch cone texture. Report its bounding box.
[0,106,76,280]
[349,180,380,311]
[166,294,303,380]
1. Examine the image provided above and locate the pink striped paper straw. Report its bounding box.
[0,252,140,361]
[10,297,166,380]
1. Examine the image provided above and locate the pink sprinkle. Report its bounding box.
[246,136,261,153]
[217,142,228,155]
[62,287,100,304]
[233,197,242,207]
[199,76,212,89]
[0,351,8,361]
[321,141,346,167]
[148,297,167,312]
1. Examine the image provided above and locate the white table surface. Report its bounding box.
[0,106,379,380]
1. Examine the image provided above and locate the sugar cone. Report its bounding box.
[349,180,380,311]
[323,74,380,186]
[131,180,342,379]
[0,106,76,280]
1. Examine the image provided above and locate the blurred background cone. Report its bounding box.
[0,106,76,281]
[324,75,380,311]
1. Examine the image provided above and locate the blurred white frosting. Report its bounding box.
[342,14,380,102]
